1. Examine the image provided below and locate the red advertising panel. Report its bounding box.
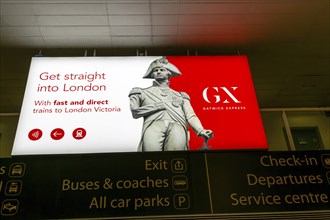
[168,56,267,150]
[13,56,267,155]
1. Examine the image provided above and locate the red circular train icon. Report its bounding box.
[72,128,86,140]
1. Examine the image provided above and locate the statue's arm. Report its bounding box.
[181,92,213,139]
[129,88,165,119]
[183,100,204,135]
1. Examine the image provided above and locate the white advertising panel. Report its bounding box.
[13,57,159,155]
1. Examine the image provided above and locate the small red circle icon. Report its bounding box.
[51,128,65,140]
[72,128,86,140]
[28,129,43,141]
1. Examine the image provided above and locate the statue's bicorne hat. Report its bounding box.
[143,57,182,79]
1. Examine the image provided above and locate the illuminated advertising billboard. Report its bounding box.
[12,56,267,155]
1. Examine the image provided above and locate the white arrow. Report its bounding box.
[53,131,62,137]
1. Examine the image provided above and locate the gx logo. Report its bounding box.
[202,87,241,104]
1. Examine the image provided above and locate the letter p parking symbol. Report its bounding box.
[174,194,190,210]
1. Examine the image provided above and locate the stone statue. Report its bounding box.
[129,57,213,151]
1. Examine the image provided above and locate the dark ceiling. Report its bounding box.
[0,0,329,113]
